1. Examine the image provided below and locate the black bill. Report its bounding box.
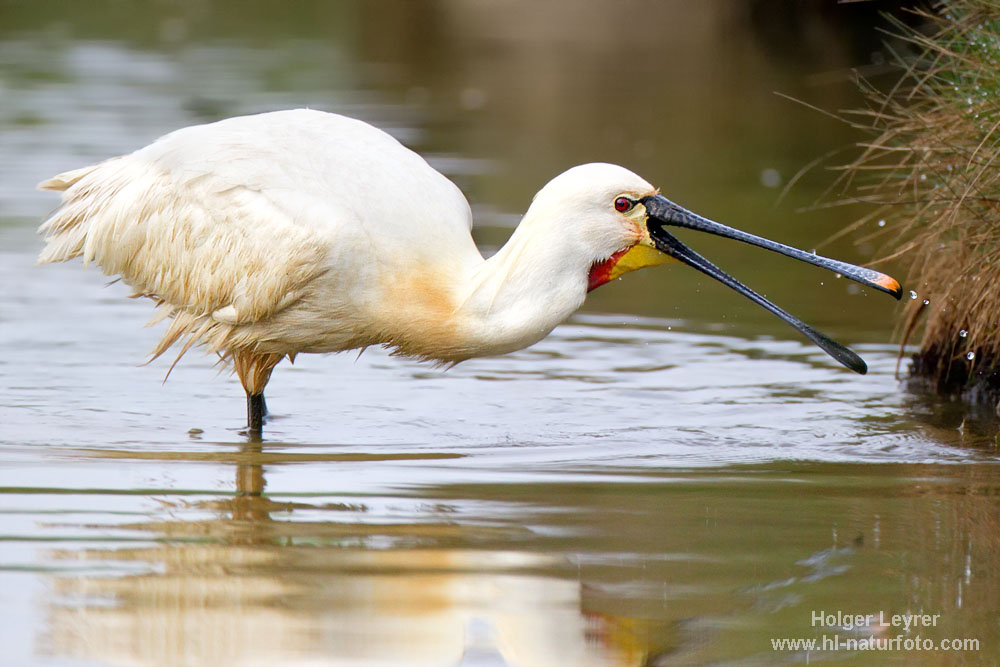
[640,194,902,375]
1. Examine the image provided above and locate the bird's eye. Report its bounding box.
[614,197,633,213]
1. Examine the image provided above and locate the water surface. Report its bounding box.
[2,3,999,665]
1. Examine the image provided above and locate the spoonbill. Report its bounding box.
[38,109,901,435]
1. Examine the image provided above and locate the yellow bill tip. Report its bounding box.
[874,273,903,299]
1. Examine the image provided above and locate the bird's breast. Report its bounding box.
[374,264,471,362]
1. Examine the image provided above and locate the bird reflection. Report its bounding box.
[232,440,269,526]
[44,443,670,666]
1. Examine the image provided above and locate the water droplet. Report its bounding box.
[909,290,918,300]
[836,273,842,279]
[811,249,817,255]
[960,330,968,338]
[923,299,930,306]
[878,219,886,227]
[920,173,927,181]
[967,351,976,361]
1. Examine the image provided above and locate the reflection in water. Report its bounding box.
[28,444,1000,666]
[46,449,662,667]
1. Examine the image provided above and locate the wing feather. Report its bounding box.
[38,148,329,361]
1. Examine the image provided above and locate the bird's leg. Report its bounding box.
[232,349,283,437]
[247,392,266,436]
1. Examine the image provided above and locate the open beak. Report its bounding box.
[639,194,902,375]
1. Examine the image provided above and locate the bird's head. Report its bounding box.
[531,163,903,374]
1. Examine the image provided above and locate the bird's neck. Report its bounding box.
[453,212,592,358]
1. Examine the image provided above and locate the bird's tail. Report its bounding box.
[36,159,119,265]
[38,164,97,192]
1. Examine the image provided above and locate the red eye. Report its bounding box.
[614,197,632,213]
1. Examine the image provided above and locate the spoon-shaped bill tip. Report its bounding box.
[872,272,903,299]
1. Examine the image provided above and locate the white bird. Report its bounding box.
[38,109,901,435]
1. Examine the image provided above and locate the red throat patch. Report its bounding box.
[588,248,629,292]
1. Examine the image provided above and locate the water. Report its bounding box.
[3,3,1000,665]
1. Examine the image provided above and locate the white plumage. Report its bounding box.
[39,108,900,433]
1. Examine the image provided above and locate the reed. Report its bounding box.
[839,0,1000,401]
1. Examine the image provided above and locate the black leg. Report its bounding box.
[247,392,265,437]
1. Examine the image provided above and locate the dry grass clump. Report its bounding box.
[840,0,1000,401]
